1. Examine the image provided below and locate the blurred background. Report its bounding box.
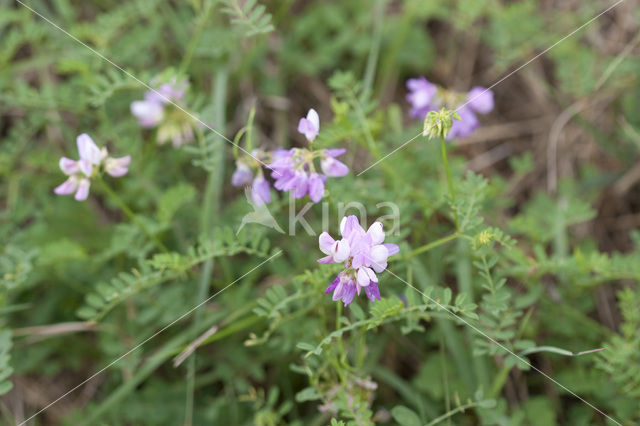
[2,0,640,424]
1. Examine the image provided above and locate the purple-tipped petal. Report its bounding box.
[74,178,90,201]
[76,134,102,165]
[364,282,381,301]
[251,176,271,206]
[320,156,349,177]
[323,148,346,158]
[466,87,494,114]
[340,215,361,238]
[325,276,340,294]
[317,255,335,264]
[54,177,78,195]
[446,106,479,140]
[383,243,400,256]
[341,282,356,306]
[231,162,253,186]
[406,77,438,119]
[308,173,325,203]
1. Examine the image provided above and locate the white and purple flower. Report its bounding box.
[131,77,196,147]
[406,77,494,140]
[54,134,130,202]
[318,215,399,306]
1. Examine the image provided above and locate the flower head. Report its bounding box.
[54,134,129,202]
[131,77,197,147]
[318,215,399,306]
[407,76,494,140]
[231,108,349,204]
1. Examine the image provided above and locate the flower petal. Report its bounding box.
[466,87,494,114]
[74,178,90,201]
[321,156,349,177]
[319,232,336,255]
[306,108,319,131]
[231,162,253,186]
[365,282,381,301]
[76,134,102,165]
[59,157,79,175]
[325,276,340,294]
[105,155,131,177]
[383,243,400,256]
[54,177,78,195]
[78,159,93,177]
[308,173,325,203]
[333,239,351,263]
[357,268,371,287]
[251,176,271,206]
[367,222,385,245]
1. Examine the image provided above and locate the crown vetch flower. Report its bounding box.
[318,215,399,306]
[131,77,196,147]
[407,77,494,140]
[231,109,349,204]
[54,134,129,202]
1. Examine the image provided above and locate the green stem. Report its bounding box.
[425,401,487,426]
[179,0,216,74]
[402,233,461,260]
[184,67,228,426]
[362,0,385,95]
[97,177,168,252]
[440,136,458,229]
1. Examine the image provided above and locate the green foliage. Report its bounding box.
[221,0,274,37]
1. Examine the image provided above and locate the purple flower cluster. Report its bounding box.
[231,109,349,205]
[54,134,130,201]
[318,216,399,306]
[131,78,195,147]
[406,77,494,139]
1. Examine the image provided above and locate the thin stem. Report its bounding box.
[402,233,462,260]
[179,0,216,74]
[440,136,458,229]
[97,177,168,252]
[362,0,385,95]
[184,67,228,426]
[425,401,486,426]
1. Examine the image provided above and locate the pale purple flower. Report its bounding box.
[406,77,438,119]
[104,155,131,177]
[318,215,399,306]
[251,176,271,206]
[131,98,164,128]
[297,108,320,142]
[466,86,494,114]
[232,162,254,187]
[54,133,129,202]
[131,78,196,147]
[407,77,494,140]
